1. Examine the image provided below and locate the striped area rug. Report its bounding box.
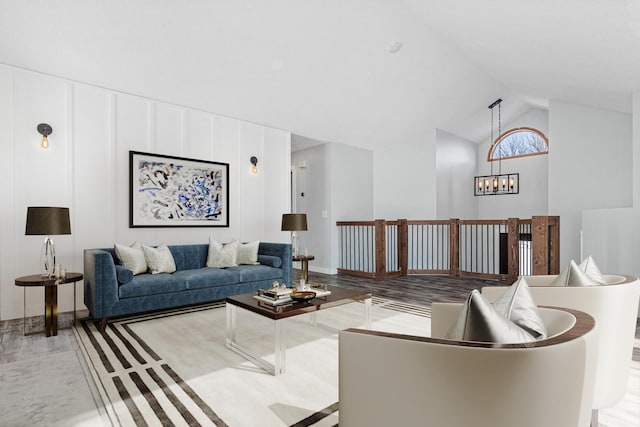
[73,297,431,427]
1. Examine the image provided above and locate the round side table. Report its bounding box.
[292,254,314,282]
[14,272,83,337]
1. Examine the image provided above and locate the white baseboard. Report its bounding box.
[292,265,337,275]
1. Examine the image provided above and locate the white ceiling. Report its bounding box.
[1,0,639,150]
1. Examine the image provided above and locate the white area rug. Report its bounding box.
[73,297,431,426]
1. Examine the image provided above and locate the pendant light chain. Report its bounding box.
[498,102,502,176]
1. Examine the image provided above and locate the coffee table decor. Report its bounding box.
[290,291,316,302]
[253,281,294,305]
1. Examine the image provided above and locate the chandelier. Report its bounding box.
[474,98,519,196]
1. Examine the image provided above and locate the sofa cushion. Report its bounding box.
[445,290,536,343]
[237,241,260,265]
[258,255,282,268]
[142,244,177,274]
[119,274,187,298]
[169,244,208,271]
[238,265,284,283]
[492,277,547,339]
[114,242,148,275]
[206,239,239,268]
[115,265,134,285]
[179,268,241,290]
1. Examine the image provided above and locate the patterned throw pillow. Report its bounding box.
[142,244,177,274]
[445,290,537,343]
[114,242,148,275]
[206,238,239,268]
[237,241,260,265]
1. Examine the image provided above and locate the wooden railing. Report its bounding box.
[337,216,559,281]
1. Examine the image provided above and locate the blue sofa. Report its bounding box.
[84,242,292,330]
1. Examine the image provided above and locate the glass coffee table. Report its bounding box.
[225,285,371,375]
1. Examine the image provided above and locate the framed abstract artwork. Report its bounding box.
[129,151,229,228]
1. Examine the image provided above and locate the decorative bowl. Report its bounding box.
[290,291,316,302]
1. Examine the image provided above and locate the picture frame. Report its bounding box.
[129,151,229,228]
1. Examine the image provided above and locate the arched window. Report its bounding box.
[488,127,549,161]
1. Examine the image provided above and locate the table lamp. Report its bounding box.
[281,213,307,256]
[25,206,71,277]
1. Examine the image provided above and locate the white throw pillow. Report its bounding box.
[551,259,599,286]
[206,238,239,268]
[237,240,260,265]
[114,242,148,275]
[142,244,177,274]
[445,289,536,344]
[579,255,605,284]
[445,290,537,343]
[492,277,548,339]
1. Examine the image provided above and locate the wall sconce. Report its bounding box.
[250,156,258,174]
[37,123,52,149]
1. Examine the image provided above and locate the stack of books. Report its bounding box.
[253,286,293,305]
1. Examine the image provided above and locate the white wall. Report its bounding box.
[476,108,549,219]
[436,130,478,219]
[373,131,436,219]
[292,142,373,274]
[581,91,640,278]
[549,100,632,266]
[0,65,291,321]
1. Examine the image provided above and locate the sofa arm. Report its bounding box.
[83,249,119,319]
[258,242,292,286]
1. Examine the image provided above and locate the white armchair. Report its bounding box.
[339,304,598,427]
[483,274,640,423]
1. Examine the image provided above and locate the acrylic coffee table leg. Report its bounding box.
[225,302,285,376]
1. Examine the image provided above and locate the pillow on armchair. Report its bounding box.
[551,259,602,286]
[492,277,548,339]
[445,290,537,343]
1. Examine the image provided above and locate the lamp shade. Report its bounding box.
[25,207,71,235]
[281,213,307,231]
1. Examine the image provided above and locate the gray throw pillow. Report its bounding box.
[551,259,599,287]
[579,255,605,284]
[445,290,536,343]
[492,277,548,339]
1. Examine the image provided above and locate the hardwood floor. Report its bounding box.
[301,270,504,306]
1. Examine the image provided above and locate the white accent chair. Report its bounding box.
[482,274,640,425]
[339,303,598,427]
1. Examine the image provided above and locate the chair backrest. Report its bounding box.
[482,275,640,409]
[339,305,597,427]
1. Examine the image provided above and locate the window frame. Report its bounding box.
[487,127,549,162]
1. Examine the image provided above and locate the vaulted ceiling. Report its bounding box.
[1,0,639,151]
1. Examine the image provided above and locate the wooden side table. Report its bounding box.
[292,254,314,282]
[14,272,83,337]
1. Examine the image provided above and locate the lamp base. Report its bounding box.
[40,237,56,278]
[291,231,299,256]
